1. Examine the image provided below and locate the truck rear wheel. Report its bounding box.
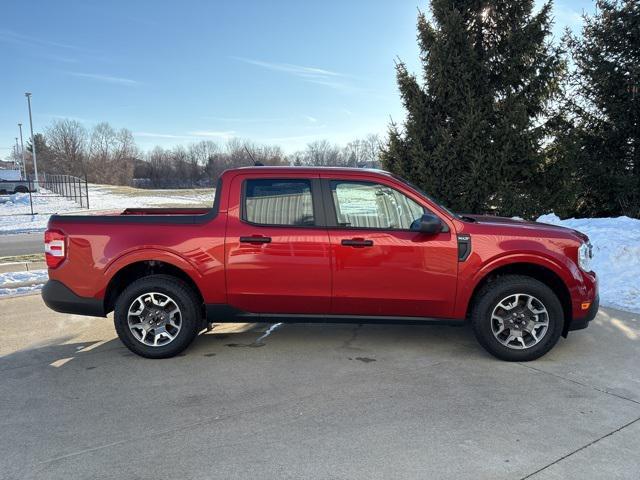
[471,275,564,361]
[114,275,201,358]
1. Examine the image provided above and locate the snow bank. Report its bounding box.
[0,269,48,287]
[0,284,44,296]
[2,193,31,206]
[537,214,640,313]
[0,269,48,298]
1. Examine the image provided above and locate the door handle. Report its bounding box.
[341,238,373,247]
[240,235,272,244]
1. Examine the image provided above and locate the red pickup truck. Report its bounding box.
[42,167,598,361]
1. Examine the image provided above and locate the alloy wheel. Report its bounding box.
[490,293,549,350]
[127,292,182,347]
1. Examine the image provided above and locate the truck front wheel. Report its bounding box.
[114,275,201,358]
[471,275,564,361]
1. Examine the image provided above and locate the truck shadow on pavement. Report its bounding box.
[1,308,637,376]
[0,322,485,372]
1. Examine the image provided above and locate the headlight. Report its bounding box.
[578,242,593,272]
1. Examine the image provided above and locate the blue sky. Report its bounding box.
[1,0,592,157]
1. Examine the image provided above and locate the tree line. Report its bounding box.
[8,121,382,189]
[383,0,639,219]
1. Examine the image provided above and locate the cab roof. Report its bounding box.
[224,166,391,176]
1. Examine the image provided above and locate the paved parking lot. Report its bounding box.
[1,294,639,480]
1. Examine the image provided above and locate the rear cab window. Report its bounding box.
[243,179,315,226]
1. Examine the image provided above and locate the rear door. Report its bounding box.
[225,173,332,314]
[323,176,458,318]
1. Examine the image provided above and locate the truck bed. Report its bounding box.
[121,207,210,216]
[49,206,216,224]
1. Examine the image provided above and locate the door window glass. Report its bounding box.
[330,181,425,229]
[244,179,314,226]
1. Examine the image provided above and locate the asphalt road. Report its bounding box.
[0,232,42,257]
[1,294,639,480]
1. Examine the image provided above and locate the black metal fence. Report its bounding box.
[39,173,90,209]
[0,173,90,217]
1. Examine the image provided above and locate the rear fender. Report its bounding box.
[100,248,204,298]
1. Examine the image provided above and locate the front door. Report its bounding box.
[225,174,331,314]
[325,179,458,318]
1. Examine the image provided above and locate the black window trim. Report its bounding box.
[240,177,326,228]
[320,178,448,233]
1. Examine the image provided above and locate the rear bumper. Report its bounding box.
[41,280,105,317]
[568,294,599,332]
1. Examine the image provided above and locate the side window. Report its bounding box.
[330,181,425,229]
[244,179,315,226]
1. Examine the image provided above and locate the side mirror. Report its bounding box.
[412,213,443,234]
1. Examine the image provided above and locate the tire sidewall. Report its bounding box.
[114,276,200,358]
[473,278,564,361]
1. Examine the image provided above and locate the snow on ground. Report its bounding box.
[0,284,43,297]
[0,185,214,234]
[0,269,48,297]
[538,214,640,313]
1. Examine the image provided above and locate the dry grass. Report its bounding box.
[97,185,215,198]
[0,253,44,263]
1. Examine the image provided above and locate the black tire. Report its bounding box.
[14,186,28,193]
[114,275,202,358]
[471,275,564,361]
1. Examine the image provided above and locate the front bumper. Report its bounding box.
[568,294,599,332]
[41,280,105,317]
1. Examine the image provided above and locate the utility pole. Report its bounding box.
[14,138,21,173]
[18,123,26,180]
[25,92,39,190]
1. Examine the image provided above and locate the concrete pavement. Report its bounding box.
[1,294,639,479]
[0,232,43,257]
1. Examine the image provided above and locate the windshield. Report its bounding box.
[390,174,459,219]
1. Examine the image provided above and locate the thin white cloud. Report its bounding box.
[233,57,357,91]
[67,72,140,86]
[304,115,318,123]
[38,113,90,123]
[135,132,190,139]
[42,54,78,64]
[0,28,91,52]
[234,57,344,78]
[202,116,284,123]
[135,131,237,141]
[188,130,236,139]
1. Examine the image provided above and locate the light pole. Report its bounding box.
[25,92,39,189]
[14,137,21,172]
[18,123,26,180]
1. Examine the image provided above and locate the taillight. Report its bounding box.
[44,229,66,268]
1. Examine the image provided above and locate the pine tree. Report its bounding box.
[382,1,563,217]
[563,0,640,218]
[25,133,53,175]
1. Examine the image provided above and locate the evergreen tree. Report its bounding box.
[562,0,639,218]
[382,1,564,217]
[25,133,53,175]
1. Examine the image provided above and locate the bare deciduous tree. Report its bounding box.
[4,116,384,187]
[45,119,88,176]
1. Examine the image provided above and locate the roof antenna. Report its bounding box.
[244,146,263,166]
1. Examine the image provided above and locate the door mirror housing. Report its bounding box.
[412,213,444,234]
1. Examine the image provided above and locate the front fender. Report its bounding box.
[453,251,578,319]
